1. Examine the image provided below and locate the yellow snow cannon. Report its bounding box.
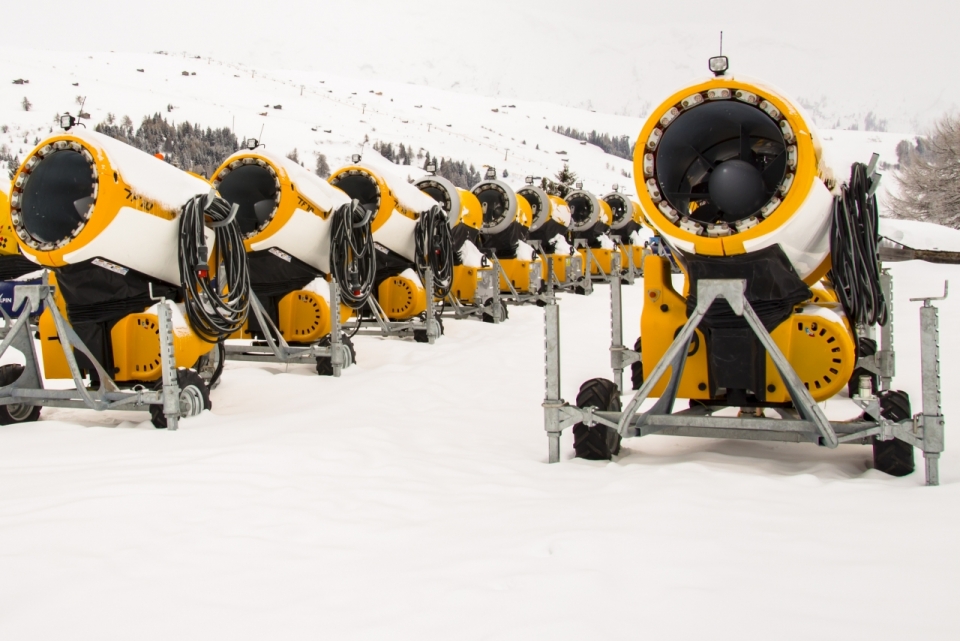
[329,158,452,343]
[210,142,373,374]
[602,188,646,277]
[2,124,249,427]
[413,172,494,308]
[470,167,541,298]
[631,72,856,406]
[567,186,617,279]
[518,180,582,287]
[0,180,43,281]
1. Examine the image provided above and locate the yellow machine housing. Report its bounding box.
[413,174,492,305]
[378,272,427,320]
[10,131,217,382]
[330,164,439,320]
[640,255,855,403]
[0,186,21,257]
[633,76,836,284]
[211,150,356,344]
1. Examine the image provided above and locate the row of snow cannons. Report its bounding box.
[0,117,646,429]
[544,56,948,485]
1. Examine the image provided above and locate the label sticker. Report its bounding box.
[269,247,292,263]
[92,258,129,275]
[374,242,390,254]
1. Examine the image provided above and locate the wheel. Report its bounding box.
[630,337,643,391]
[0,364,41,425]
[316,334,356,376]
[194,341,225,389]
[572,378,622,460]
[872,390,915,477]
[482,300,508,324]
[150,369,211,429]
[573,285,588,296]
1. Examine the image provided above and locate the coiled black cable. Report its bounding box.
[178,193,250,342]
[829,162,887,327]
[330,199,376,309]
[414,205,454,298]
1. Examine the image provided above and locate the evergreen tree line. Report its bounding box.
[1,144,18,179]
[551,126,634,160]
[420,151,482,190]
[95,113,237,178]
[373,141,415,165]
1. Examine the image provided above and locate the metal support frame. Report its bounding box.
[223,280,350,375]
[440,266,502,323]
[0,283,187,428]
[608,254,639,392]
[488,255,545,308]
[344,267,442,343]
[542,277,947,485]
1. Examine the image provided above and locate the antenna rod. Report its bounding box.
[258,123,264,142]
[720,31,723,56]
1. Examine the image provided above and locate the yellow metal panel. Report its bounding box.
[378,274,426,320]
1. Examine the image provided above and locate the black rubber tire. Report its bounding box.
[630,337,643,391]
[0,364,41,425]
[482,300,509,324]
[871,390,915,477]
[316,335,356,376]
[572,378,622,460]
[194,341,225,389]
[150,369,211,429]
[573,285,588,296]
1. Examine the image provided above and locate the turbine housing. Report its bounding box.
[9,129,211,286]
[633,76,835,283]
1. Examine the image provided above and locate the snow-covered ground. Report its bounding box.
[2,51,959,639]
[0,258,958,639]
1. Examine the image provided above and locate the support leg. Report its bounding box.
[156,300,180,431]
[543,296,562,463]
[918,301,944,486]
[329,280,344,377]
[610,253,624,391]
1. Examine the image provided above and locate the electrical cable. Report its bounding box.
[178,193,250,342]
[829,162,887,328]
[414,205,454,299]
[330,199,376,310]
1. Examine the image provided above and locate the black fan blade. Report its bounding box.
[690,203,720,223]
[761,150,787,184]
[689,145,716,171]
[739,125,753,162]
[666,191,712,200]
[253,199,276,223]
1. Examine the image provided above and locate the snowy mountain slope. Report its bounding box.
[5,1,958,130]
[0,49,914,208]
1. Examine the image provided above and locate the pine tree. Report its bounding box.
[553,164,578,198]
[315,153,330,179]
[286,148,300,163]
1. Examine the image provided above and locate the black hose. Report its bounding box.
[178,193,250,342]
[829,162,887,327]
[414,205,454,298]
[330,199,376,310]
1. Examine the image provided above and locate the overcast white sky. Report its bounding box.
[5,1,955,130]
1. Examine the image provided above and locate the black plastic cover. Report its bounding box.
[679,245,811,401]
[480,221,528,259]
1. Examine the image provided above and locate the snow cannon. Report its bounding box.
[602,189,647,276]
[518,181,582,286]
[471,168,541,296]
[631,73,856,406]
[0,181,45,316]
[413,172,494,308]
[329,160,452,339]
[566,187,617,278]
[1,128,250,428]
[211,145,374,373]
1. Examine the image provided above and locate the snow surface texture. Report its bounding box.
[551,233,572,255]
[457,239,484,268]
[74,128,210,212]
[0,259,958,639]
[515,240,535,262]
